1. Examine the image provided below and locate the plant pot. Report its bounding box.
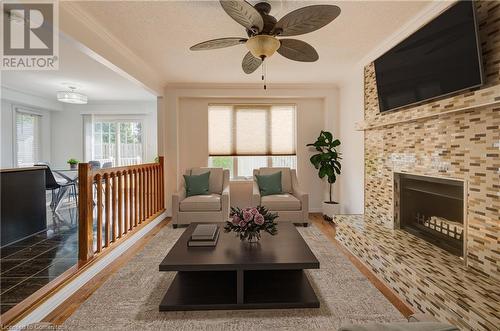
[69,163,77,170]
[322,201,339,221]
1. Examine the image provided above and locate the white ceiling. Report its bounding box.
[1,37,156,101]
[72,0,431,85]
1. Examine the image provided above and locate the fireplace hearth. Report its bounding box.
[394,173,465,257]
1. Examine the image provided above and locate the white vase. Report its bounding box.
[322,201,339,221]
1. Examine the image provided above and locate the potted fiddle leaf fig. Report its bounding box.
[306,131,342,221]
[67,158,79,170]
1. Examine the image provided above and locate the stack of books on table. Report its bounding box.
[187,224,220,247]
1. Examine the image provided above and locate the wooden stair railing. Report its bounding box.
[78,157,165,261]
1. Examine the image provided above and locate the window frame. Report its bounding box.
[13,106,42,167]
[84,115,146,167]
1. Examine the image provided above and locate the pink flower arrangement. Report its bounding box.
[254,214,265,225]
[243,210,253,222]
[232,215,241,225]
[225,206,278,242]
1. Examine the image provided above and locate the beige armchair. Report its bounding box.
[252,167,309,226]
[172,168,230,228]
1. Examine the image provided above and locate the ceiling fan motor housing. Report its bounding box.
[247,2,278,36]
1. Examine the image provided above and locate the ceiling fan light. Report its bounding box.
[57,91,88,104]
[246,35,281,59]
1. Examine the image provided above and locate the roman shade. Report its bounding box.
[208,104,296,156]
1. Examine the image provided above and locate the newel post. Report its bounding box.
[78,163,94,262]
[159,156,165,209]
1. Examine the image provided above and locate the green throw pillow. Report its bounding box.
[184,171,210,197]
[256,171,282,196]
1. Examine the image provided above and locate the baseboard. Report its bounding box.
[12,211,167,329]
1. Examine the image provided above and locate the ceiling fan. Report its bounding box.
[190,0,341,85]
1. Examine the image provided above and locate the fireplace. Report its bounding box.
[394,173,466,258]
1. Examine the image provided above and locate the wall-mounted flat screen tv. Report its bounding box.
[374,1,483,113]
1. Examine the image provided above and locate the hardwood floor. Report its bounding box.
[42,215,412,325]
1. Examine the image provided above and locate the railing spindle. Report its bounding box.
[105,174,110,247]
[111,172,117,242]
[147,167,152,217]
[134,169,139,227]
[139,169,144,223]
[124,170,129,234]
[154,166,158,213]
[117,171,123,238]
[96,174,103,253]
[159,156,165,209]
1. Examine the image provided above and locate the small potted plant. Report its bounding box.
[224,206,278,243]
[307,131,342,221]
[67,158,79,170]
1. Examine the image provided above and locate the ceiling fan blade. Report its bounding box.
[242,51,262,74]
[190,37,247,51]
[277,39,319,62]
[274,5,341,37]
[220,0,264,33]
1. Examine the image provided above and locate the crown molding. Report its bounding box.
[60,2,164,95]
[165,82,338,90]
[357,0,456,66]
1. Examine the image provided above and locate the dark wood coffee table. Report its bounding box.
[159,222,320,311]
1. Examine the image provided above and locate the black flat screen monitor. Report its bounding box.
[374,1,483,113]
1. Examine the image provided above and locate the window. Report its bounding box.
[208,104,296,178]
[15,111,40,167]
[84,116,144,167]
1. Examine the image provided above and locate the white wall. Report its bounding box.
[52,101,158,168]
[163,84,340,215]
[338,67,365,214]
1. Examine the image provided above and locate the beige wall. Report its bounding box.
[177,97,327,211]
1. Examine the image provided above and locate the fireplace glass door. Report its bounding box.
[399,174,464,257]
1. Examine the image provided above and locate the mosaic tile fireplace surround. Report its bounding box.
[335,1,499,330]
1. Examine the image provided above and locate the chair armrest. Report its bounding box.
[252,180,261,207]
[172,187,186,221]
[221,183,230,218]
[291,169,309,217]
[292,186,309,206]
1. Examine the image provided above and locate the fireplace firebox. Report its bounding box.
[394,173,465,257]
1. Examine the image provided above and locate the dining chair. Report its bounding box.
[35,163,78,211]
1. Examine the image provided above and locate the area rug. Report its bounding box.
[42,223,405,330]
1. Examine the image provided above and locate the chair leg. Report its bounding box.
[67,186,73,203]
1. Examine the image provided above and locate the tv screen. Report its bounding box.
[374,1,483,113]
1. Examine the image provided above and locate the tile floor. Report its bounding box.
[0,199,78,314]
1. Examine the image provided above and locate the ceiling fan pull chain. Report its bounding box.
[261,60,264,81]
[263,60,267,90]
